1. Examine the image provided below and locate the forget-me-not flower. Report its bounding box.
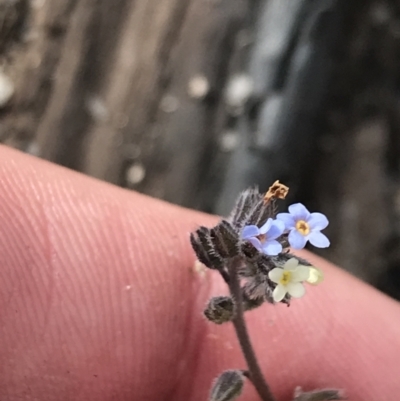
[277,203,330,249]
[268,258,310,302]
[241,218,285,256]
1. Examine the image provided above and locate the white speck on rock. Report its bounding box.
[126,163,146,185]
[86,96,109,122]
[188,75,210,99]
[225,74,253,112]
[219,131,239,152]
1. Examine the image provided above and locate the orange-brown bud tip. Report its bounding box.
[264,180,289,203]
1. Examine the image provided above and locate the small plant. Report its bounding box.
[190,181,343,401]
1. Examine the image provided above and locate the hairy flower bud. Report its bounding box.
[190,227,224,269]
[229,187,275,229]
[211,220,239,258]
[209,370,245,401]
[204,296,235,324]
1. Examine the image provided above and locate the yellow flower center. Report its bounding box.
[279,271,292,285]
[257,234,266,243]
[295,220,310,236]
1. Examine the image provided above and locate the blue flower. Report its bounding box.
[241,218,285,255]
[277,203,330,249]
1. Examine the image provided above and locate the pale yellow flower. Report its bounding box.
[268,258,310,302]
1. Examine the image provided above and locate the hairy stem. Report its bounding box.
[227,259,276,401]
[218,268,230,285]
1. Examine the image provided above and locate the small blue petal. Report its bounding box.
[242,225,260,239]
[262,240,282,255]
[276,213,295,230]
[308,231,330,248]
[259,218,272,235]
[266,219,285,240]
[248,237,262,251]
[288,203,310,220]
[288,229,307,249]
[308,212,329,230]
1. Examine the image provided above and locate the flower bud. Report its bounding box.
[209,370,245,401]
[190,227,224,269]
[211,220,239,258]
[306,266,324,285]
[204,296,234,324]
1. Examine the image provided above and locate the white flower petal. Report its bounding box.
[268,267,284,283]
[283,258,299,270]
[307,266,324,285]
[286,282,306,298]
[291,265,310,282]
[273,284,287,302]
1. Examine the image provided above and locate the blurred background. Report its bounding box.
[1,0,400,298]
